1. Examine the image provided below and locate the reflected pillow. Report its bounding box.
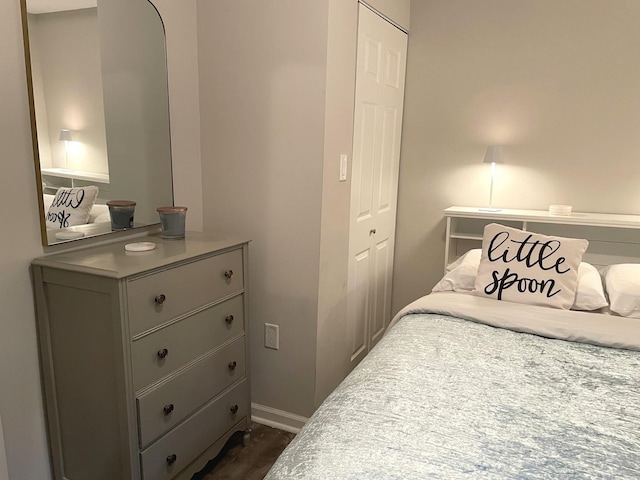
[45,186,99,229]
[602,264,640,318]
[93,212,111,224]
[473,224,588,309]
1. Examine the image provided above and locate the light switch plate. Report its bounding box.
[339,154,348,182]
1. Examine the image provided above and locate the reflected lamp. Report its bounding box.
[59,129,74,168]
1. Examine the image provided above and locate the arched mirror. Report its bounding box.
[21,0,173,246]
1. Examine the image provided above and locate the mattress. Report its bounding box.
[265,293,640,479]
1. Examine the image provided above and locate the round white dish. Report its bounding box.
[124,242,156,252]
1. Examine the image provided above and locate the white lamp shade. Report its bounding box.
[483,145,504,164]
[59,129,74,142]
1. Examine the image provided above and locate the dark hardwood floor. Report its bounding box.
[194,423,296,480]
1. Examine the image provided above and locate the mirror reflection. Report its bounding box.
[23,0,173,246]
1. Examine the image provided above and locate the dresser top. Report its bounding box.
[32,232,249,279]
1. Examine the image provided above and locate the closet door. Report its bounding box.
[347,4,407,369]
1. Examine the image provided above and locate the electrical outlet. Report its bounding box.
[265,323,279,350]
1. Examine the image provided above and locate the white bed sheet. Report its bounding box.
[390,292,640,351]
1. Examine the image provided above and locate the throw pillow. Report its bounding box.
[45,186,99,229]
[474,223,588,309]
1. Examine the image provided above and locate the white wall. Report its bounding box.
[28,8,108,175]
[98,0,173,225]
[151,0,203,232]
[0,0,54,477]
[314,0,359,406]
[197,0,329,418]
[25,14,52,169]
[393,0,640,313]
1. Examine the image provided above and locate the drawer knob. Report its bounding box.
[225,315,234,325]
[224,269,234,279]
[163,404,174,415]
[157,348,169,359]
[166,454,177,466]
[154,294,166,305]
[228,361,237,370]
[230,404,239,414]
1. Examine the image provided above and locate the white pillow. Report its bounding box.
[433,247,605,311]
[474,224,588,309]
[45,186,99,229]
[88,203,110,223]
[602,264,640,318]
[42,193,55,213]
[573,262,608,311]
[432,249,481,292]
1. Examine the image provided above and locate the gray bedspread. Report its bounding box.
[265,310,640,479]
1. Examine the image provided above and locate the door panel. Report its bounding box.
[385,43,402,88]
[378,107,398,213]
[348,248,370,364]
[363,35,382,81]
[353,102,377,223]
[370,238,390,347]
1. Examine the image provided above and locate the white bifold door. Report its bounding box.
[347,4,408,369]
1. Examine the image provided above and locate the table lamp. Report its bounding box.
[480,145,504,212]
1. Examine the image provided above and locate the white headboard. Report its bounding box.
[444,206,640,271]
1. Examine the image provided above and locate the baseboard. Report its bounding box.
[251,403,309,434]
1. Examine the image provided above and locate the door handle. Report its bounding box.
[369,228,376,235]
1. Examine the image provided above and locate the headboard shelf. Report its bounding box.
[41,167,110,184]
[445,206,640,230]
[444,206,640,270]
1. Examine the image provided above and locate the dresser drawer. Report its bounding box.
[127,249,244,336]
[140,380,248,480]
[131,295,244,391]
[136,337,246,447]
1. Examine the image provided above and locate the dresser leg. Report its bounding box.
[242,428,252,447]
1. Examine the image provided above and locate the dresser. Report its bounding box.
[32,232,251,480]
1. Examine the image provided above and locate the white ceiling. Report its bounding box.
[27,0,97,14]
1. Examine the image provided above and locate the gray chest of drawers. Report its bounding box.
[32,232,251,480]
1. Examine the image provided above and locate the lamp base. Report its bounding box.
[478,207,502,212]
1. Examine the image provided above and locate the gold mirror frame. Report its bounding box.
[20,0,174,246]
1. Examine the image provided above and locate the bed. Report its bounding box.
[265,219,640,479]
